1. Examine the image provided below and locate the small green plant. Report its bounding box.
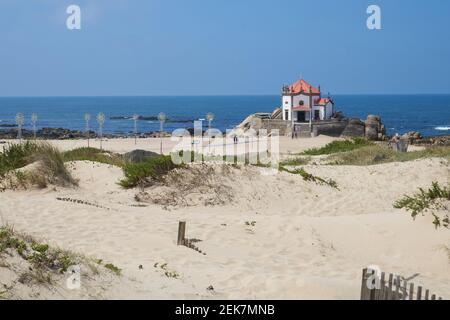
[279,166,338,189]
[394,182,450,229]
[31,243,49,254]
[104,263,122,275]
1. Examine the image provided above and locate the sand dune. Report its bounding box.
[1,142,449,299]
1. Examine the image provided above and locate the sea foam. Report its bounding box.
[435,126,450,131]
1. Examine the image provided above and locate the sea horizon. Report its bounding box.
[1,94,449,137]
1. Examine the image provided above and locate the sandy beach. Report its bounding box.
[0,136,449,300]
[1,135,342,156]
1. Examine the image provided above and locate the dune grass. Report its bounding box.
[279,166,339,189]
[280,156,312,166]
[119,155,180,188]
[328,145,450,166]
[0,142,76,188]
[0,141,39,177]
[394,182,450,229]
[30,143,77,187]
[302,137,374,156]
[62,147,125,167]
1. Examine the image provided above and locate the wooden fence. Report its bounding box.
[360,268,444,300]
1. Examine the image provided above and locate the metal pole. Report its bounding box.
[160,121,163,154]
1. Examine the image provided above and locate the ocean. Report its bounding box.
[0,95,449,137]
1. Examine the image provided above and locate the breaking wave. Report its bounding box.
[435,126,450,131]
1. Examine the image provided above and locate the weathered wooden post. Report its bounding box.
[409,283,414,300]
[417,286,423,300]
[177,221,186,246]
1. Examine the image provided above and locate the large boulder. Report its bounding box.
[123,149,160,163]
[341,118,365,137]
[365,123,379,140]
[366,114,381,124]
[313,121,347,137]
[364,114,385,141]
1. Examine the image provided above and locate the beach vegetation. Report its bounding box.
[394,182,450,229]
[302,138,374,156]
[0,141,77,188]
[29,143,77,187]
[0,141,39,177]
[104,263,122,276]
[0,225,121,291]
[280,156,312,166]
[279,166,339,189]
[0,226,78,276]
[328,145,450,166]
[119,155,180,188]
[62,147,125,167]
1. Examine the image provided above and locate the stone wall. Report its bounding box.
[240,113,387,141]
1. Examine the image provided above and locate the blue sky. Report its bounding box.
[0,0,449,96]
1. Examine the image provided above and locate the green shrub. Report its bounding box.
[394,182,450,229]
[119,155,179,188]
[302,138,374,156]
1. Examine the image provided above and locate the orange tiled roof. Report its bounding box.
[314,98,333,106]
[288,79,320,95]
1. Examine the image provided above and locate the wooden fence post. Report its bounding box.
[361,269,369,300]
[387,273,394,300]
[177,221,186,246]
[376,272,386,300]
[409,283,414,300]
[417,286,422,300]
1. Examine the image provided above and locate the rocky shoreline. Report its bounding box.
[0,127,172,140]
[233,109,450,146]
